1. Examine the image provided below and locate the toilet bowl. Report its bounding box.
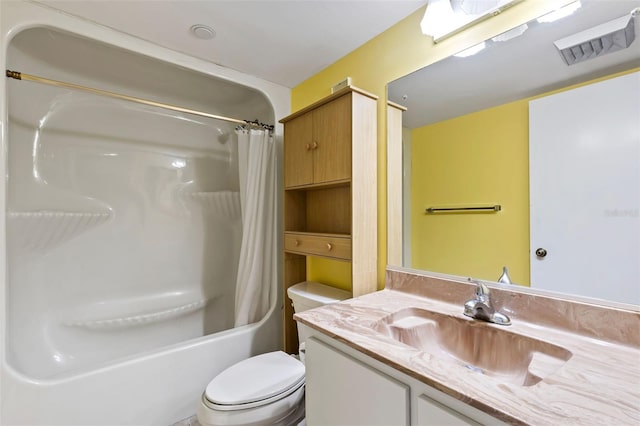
[197,281,350,426]
[197,351,305,426]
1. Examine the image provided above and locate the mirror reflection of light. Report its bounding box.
[422,0,520,41]
[172,159,186,169]
[421,0,467,39]
[537,1,582,24]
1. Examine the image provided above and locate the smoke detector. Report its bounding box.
[553,12,636,65]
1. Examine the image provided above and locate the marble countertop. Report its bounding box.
[295,274,640,425]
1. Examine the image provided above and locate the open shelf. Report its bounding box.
[184,191,241,220]
[284,184,351,234]
[64,297,211,330]
[8,211,111,252]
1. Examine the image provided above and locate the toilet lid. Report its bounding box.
[205,351,305,406]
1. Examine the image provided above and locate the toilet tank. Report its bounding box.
[287,281,351,345]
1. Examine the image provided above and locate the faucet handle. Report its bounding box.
[473,280,490,302]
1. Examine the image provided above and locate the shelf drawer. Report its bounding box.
[284,233,351,260]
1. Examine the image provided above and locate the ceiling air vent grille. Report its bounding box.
[553,14,636,66]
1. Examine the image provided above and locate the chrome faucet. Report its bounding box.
[464,281,511,325]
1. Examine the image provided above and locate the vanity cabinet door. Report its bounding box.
[306,337,410,426]
[415,394,481,426]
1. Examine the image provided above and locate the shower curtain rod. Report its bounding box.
[5,70,274,131]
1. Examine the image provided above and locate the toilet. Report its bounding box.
[197,281,351,426]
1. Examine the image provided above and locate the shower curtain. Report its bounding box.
[234,128,276,326]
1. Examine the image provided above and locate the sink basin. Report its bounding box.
[374,308,572,386]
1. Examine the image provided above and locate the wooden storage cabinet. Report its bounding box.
[283,93,352,188]
[280,87,377,353]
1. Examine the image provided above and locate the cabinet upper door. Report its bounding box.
[284,112,314,188]
[312,93,352,184]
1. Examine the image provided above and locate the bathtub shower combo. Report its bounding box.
[1,3,287,425]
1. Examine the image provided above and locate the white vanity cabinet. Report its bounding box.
[414,394,481,426]
[306,338,410,425]
[305,334,505,426]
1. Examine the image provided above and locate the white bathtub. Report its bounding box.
[0,2,289,425]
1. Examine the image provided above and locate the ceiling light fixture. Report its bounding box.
[190,24,216,40]
[536,1,582,24]
[553,10,637,65]
[420,0,523,43]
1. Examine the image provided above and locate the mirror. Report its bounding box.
[387,0,640,307]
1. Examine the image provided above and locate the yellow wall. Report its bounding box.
[411,100,530,284]
[291,0,574,291]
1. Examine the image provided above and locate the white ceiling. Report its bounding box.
[37,0,427,88]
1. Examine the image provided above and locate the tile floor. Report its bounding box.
[170,414,200,426]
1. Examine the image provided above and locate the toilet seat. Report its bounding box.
[198,385,304,426]
[204,351,305,409]
[198,351,305,426]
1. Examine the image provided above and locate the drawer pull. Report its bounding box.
[326,243,333,251]
[294,240,300,246]
[305,143,311,151]
[312,141,318,150]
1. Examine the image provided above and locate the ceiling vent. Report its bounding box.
[553,13,636,65]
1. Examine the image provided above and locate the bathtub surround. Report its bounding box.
[0,2,289,425]
[5,25,264,379]
[295,267,640,424]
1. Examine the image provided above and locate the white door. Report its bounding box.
[529,71,640,305]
